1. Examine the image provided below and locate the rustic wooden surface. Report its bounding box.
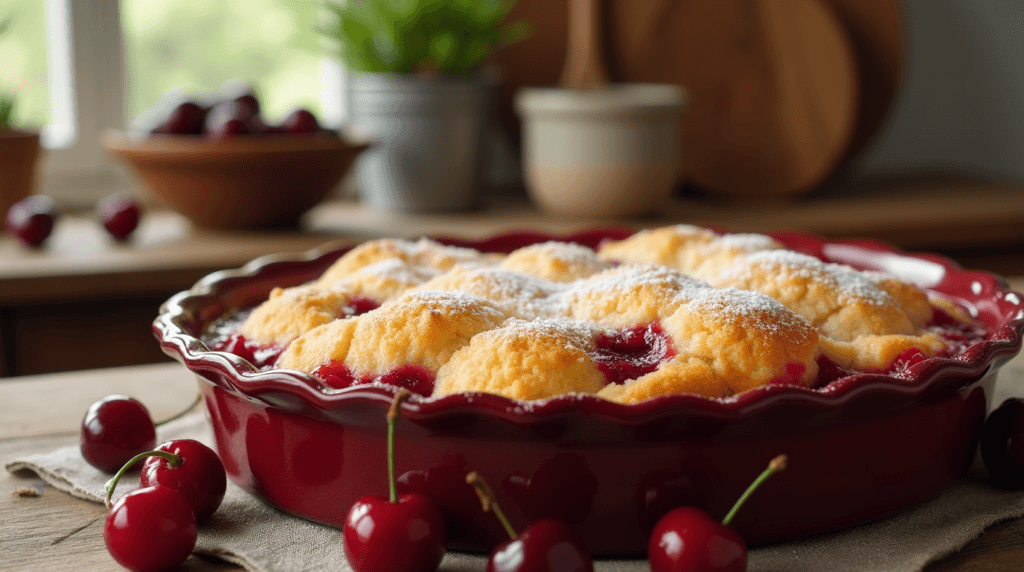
[2,273,1024,571]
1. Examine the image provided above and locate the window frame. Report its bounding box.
[39,0,128,204]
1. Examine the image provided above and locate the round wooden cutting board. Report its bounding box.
[491,0,902,200]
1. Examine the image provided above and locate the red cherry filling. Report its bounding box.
[815,355,852,387]
[211,333,284,369]
[342,296,380,318]
[591,323,676,385]
[313,361,436,397]
[766,363,807,386]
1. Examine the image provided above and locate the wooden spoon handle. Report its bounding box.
[559,0,611,89]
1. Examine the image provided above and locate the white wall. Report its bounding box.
[856,0,1024,182]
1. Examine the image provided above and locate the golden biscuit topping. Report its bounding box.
[217,225,971,403]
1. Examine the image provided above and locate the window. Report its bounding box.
[7,0,342,203]
[121,0,339,128]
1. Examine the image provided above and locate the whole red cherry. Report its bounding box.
[154,101,207,135]
[981,398,1024,489]
[104,486,197,572]
[282,108,320,134]
[648,455,787,572]
[81,395,157,473]
[486,518,593,572]
[344,492,448,572]
[99,194,141,241]
[649,507,746,572]
[206,115,252,141]
[140,439,227,523]
[6,195,57,247]
[343,389,448,572]
[467,471,593,572]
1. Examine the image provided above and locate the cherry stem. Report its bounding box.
[103,450,182,509]
[386,388,411,504]
[466,471,517,540]
[155,392,203,427]
[721,454,787,528]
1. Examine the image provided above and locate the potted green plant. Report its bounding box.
[321,0,530,212]
[0,17,42,221]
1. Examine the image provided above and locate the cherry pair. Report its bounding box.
[6,193,141,247]
[102,439,226,572]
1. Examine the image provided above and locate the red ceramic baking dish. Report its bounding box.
[154,229,1024,555]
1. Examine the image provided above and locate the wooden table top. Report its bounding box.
[3,311,1024,571]
[3,177,1023,306]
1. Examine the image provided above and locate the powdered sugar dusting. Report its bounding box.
[687,287,813,336]
[347,258,441,285]
[567,265,712,298]
[713,233,781,253]
[490,317,610,351]
[384,290,506,320]
[503,241,612,275]
[735,250,893,305]
[419,267,567,320]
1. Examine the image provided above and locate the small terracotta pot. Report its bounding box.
[0,130,42,222]
[515,84,687,218]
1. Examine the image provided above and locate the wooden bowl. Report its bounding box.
[104,131,368,230]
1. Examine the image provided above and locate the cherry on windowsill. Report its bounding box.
[648,455,787,572]
[981,398,1024,489]
[343,389,448,572]
[99,194,141,241]
[6,195,56,248]
[104,485,197,572]
[467,471,593,572]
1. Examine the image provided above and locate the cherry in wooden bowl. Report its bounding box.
[103,130,368,231]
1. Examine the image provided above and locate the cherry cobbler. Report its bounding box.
[206,225,982,403]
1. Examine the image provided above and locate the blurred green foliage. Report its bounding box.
[123,0,327,123]
[0,1,48,129]
[321,0,531,75]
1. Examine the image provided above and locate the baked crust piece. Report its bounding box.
[560,265,712,327]
[434,319,608,400]
[238,283,355,346]
[499,241,614,282]
[598,225,782,276]
[278,291,507,375]
[318,237,498,286]
[413,267,565,320]
[705,250,917,341]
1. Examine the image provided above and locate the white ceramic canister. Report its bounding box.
[515,84,688,217]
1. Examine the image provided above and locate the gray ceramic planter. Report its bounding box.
[347,73,488,212]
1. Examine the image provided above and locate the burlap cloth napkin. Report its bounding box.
[7,372,1024,572]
